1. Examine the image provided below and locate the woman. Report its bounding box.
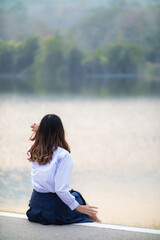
[26,114,101,225]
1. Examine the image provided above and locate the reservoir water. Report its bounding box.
[0,94,160,228]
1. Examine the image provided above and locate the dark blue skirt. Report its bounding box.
[26,189,93,225]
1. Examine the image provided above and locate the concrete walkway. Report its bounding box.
[0,212,160,240]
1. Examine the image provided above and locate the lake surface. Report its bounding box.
[0,94,160,228]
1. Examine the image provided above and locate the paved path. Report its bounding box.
[0,213,160,240]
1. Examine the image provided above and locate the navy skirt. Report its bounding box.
[26,189,93,225]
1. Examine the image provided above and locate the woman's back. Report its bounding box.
[31,146,73,194]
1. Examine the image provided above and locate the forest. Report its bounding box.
[0,0,160,95]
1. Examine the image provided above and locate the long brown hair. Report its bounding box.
[27,114,70,165]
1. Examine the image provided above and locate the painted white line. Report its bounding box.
[0,212,160,235]
[74,222,160,235]
[0,212,27,219]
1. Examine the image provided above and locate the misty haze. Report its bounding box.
[0,0,160,229]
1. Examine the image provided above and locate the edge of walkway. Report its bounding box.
[0,211,160,235]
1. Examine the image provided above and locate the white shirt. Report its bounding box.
[31,146,79,211]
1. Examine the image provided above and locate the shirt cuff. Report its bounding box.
[68,200,79,211]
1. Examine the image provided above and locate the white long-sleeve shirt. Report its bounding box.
[31,146,79,210]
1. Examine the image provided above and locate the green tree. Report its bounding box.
[34,34,67,93]
[145,3,160,63]
[0,39,15,73]
[14,36,39,72]
[105,42,146,93]
[66,47,84,92]
[83,50,107,92]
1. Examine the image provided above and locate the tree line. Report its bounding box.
[0,0,160,95]
[0,33,159,95]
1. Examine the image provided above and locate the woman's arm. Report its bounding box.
[54,153,98,216]
[54,153,79,210]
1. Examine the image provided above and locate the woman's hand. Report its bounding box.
[31,123,39,132]
[75,204,98,217]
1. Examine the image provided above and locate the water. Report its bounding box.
[0,94,160,228]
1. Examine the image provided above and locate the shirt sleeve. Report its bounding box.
[54,153,79,210]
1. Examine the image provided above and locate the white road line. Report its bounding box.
[0,211,160,235]
[0,212,27,219]
[74,222,160,235]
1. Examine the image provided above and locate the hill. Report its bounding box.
[0,0,159,42]
[71,3,160,50]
